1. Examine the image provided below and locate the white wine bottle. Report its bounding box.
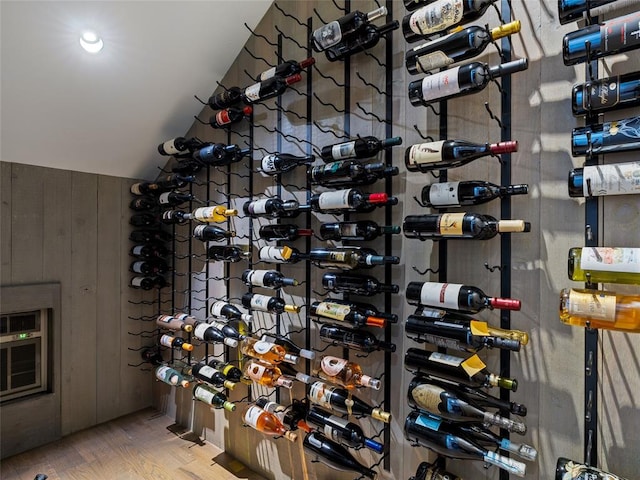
[568,247,640,285]
[559,288,640,333]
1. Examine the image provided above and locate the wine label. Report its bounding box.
[416,50,455,73]
[567,290,617,322]
[244,83,261,103]
[557,459,627,480]
[243,405,264,428]
[421,67,461,103]
[308,432,324,448]
[318,189,353,210]
[246,361,267,381]
[260,67,277,82]
[161,139,180,155]
[601,12,640,54]
[130,184,143,195]
[158,192,172,205]
[460,354,486,377]
[414,412,442,431]
[419,334,465,351]
[216,110,231,126]
[197,365,216,380]
[411,383,445,411]
[438,212,465,236]
[155,366,175,384]
[320,356,348,377]
[580,247,640,273]
[193,206,217,221]
[469,320,490,337]
[582,162,640,197]
[315,302,351,321]
[210,302,227,318]
[194,385,215,404]
[339,223,359,238]
[157,315,174,324]
[313,21,342,49]
[583,77,621,112]
[131,245,145,256]
[419,282,461,309]
[131,262,146,274]
[248,199,269,215]
[323,424,341,441]
[260,154,278,175]
[247,270,270,287]
[408,141,445,166]
[429,352,463,367]
[159,335,174,348]
[428,181,459,206]
[194,323,209,341]
[193,225,207,239]
[409,0,464,36]
[250,294,271,311]
[309,382,334,409]
[252,340,273,355]
[331,141,356,160]
[259,246,288,263]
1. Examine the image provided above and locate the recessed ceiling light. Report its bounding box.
[79,31,104,54]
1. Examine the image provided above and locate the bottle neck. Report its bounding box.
[503,184,529,196]
[376,20,399,37]
[366,5,387,22]
[487,58,528,80]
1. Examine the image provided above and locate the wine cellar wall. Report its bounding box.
[145,1,640,479]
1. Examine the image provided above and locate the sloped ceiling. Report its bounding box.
[0,0,273,180]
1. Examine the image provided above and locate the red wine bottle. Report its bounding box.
[209,301,252,323]
[258,224,313,241]
[206,246,251,262]
[309,246,399,269]
[129,229,172,243]
[572,71,640,116]
[241,269,299,289]
[329,298,398,323]
[208,106,252,129]
[129,259,169,275]
[193,143,250,166]
[306,406,384,453]
[157,191,195,208]
[130,275,167,290]
[130,243,169,259]
[319,324,396,353]
[129,213,160,228]
[321,136,402,161]
[242,293,302,315]
[409,459,462,480]
[130,175,194,195]
[322,272,399,296]
[257,57,315,81]
[558,0,618,24]
[308,381,391,422]
[309,189,391,214]
[243,197,307,219]
[420,180,528,208]
[157,137,202,156]
[303,431,377,479]
[207,86,242,110]
[194,225,235,242]
[403,212,531,240]
[571,116,640,157]
[324,21,399,62]
[405,139,518,172]
[311,6,388,52]
[259,153,315,176]
[241,74,302,104]
[129,196,158,212]
[310,301,387,328]
[319,221,400,241]
[310,160,398,187]
[406,281,521,313]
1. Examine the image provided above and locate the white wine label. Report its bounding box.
[131,246,145,256]
[421,67,461,103]
[321,356,348,377]
[249,199,269,215]
[582,162,640,196]
[243,405,264,427]
[252,340,273,355]
[193,225,207,239]
[155,366,174,383]
[194,385,215,404]
[161,139,180,155]
[194,323,209,341]
[260,67,277,82]
[308,432,324,448]
[244,83,261,103]
[309,381,334,409]
[197,365,216,379]
[420,282,461,309]
[131,261,145,273]
[339,223,359,238]
[130,183,143,195]
[158,192,171,204]
[416,50,455,73]
[429,351,464,367]
[324,425,341,441]
[580,247,640,273]
[315,302,350,321]
[260,154,278,175]
[408,141,445,166]
[411,383,445,411]
[248,270,269,287]
[318,189,352,210]
[428,181,460,206]
[159,335,174,348]
[410,0,464,35]
[331,141,356,160]
[568,290,617,322]
[209,321,227,331]
[131,277,144,287]
[438,212,465,236]
[414,412,442,431]
[246,362,267,381]
[259,246,287,263]
[314,21,342,49]
[210,302,227,317]
[250,294,270,311]
[193,206,215,222]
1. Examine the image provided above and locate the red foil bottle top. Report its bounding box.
[367,193,388,204]
[286,73,303,85]
[490,141,518,154]
[297,229,313,236]
[490,297,522,311]
[242,106,253,116]
[299,57,316,69]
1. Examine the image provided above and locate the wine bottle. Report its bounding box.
[310,160,399,188]
[194,225,235,242]
[315,355,381,390]
[329,298,398,323]
[558,0,617,24]
[403,213,531,240]
[258,245,308,264]
[406,281,522,313]
[208,87,242,110]
[559,288,640,333]
[311,6,388,51]
[259,153,315,176]
[572,117,640,156]
[421,181,528,208]
[406,21,521,74]
[405,308,523,352]
[309,189,391,214]
[257,57,315,81]
[242,293,302,315]
[204,320,244,342]
[193,383,236,411]
[240,337,299,364]
[129,275,167,290]
[456,423,537,460]
[130,174,194,195]
[129,229,172,244]
[402,0,498,43]
[319,221,400,241]
[319,324,396,353]
[324,21,399,62]
[258,224,313,241]
[306,406,384,453]
[190,362,236,390]
[303,431,377,479]
[130,213,160,228]
[129,259,169,275]
[409,59,528,106]
[568,161,640,198]
[404,348,518,391]
[409,459,462,480]
[403,0,435,11]
[129,246,168,262]
[171,159,203,176]
[310,301,387,328]
[243,359,295,389]
[160,334,194,352]
[193,323,238,347]
[404,411,526,477]
[205,358,243,382]
[243,404,297,441]
[207,246,251,262]
[309,246,399,270]
[407,377,526,434]
[157,136,202,156]
[322,272,399,296]
[129,196,158,212]
[191,206,238,223]
[158,191,195,208]
[241,74,302,104]
[260,333,315,360]
[572,71,640,116]
[193,143,250,166]
[209,301,252,323]
[241,269,299,289]
[405,139,518,172]
[156,314,193,333]
[255,397,313,433]
[563,11,640,65]
[155,365,190,388]
[568,247,640,285]
[309,381,391,423]
[207,106,252,129]
[320,136,402,161]
[243,197,306,219]
[141,346,163,366]
[556,457,629,480]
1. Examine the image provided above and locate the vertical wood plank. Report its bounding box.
[0,162,12,284]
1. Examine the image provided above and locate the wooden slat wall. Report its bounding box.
[0,162,153,458]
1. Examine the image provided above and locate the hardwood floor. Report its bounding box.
[1,408,266,480]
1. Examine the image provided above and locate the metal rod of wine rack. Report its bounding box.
[305,16,313,382]
[341,0,351,363]
[275,32,283,405]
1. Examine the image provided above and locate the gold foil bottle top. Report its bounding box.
[183,324,194,333]
[491,20,521,40]
[372,408,391,423]
[284,430,298,442]
[284,304,302,313]
[223,401,236,412]
[223,380,236,390]
[225,208,238,217]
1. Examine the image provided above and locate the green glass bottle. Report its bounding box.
[568,247,640,285]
